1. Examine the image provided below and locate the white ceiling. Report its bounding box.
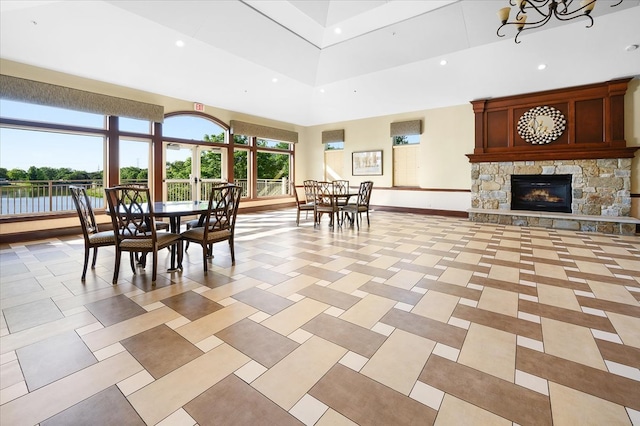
[1,0,639,126]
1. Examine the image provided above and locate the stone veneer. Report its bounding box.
[469,158,638,235]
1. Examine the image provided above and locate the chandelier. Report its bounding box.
[497,0,623,44]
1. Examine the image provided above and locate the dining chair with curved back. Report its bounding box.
[180,184,242,272]
[184,181,228,251]
[332,180,350,207]
[69,185,116,281]
[341,181,373,230]
[105,185,182,284]
[314,181,339,227]
[293,182,315,226]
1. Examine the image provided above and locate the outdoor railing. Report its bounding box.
[0,178,291,216]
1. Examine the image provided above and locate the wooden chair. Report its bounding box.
[184,181,228,252]
[180,185,242,272]
[104,185,182,284]
[293,182,315,226]
[332,180,350,207]
[341,181,373,230]
[69,185,116,281]
[314,181,339,227]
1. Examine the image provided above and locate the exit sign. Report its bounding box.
[194,102,205,112]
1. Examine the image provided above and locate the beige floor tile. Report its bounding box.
[251,336,346,410]
[454,252,483,265]
[128,281,202,307]
[494,250,520,262]
[430,242,456,252]
[1,351,142,426]
[614,258,640,271]
[394,243,421,254]
[434,394,511,426]
[478,287,519,317]
[269,258,312,275]
[537,283,581,312]
[458,323,516,382]
[322,257,358,272]
[176,302,257,344]
[437,268,474,287]
[607,312,640,348]
[82,306,181,351]
[386,269,424,290]
[1,311,96,354]
[465,241,489,250]
[499,239,520,249]
[587,280,640,306]
[261,298,329,336]
[532,248,560,261]
[566,247,597,258]
[0,359,23,390]
[339,294,397,329]
[549,382,631,426]
[268,274,318,297]
[534,263,568,280]
[530,238,554,248]
[575,260,614,277]
[128,343,249,425]
[200,276,262,302]
[328,272,371,294]
[541,318,606,370]
[413,253,442,268]
[412,290,459,323]
[488,264,520,283]
[367,255,401,270]
[361,329,435,395]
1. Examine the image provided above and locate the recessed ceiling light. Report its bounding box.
[272,78,278,83]
[537,64,547,70]
[625,44,639,52]
[175,40,185,47]
[319,89,325,93]
[334,28,342,34]
[440,59,447,66]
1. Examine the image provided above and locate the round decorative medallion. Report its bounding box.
[517,105,566,145]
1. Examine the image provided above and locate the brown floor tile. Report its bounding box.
[121,324,203,379]
[576,295,640,318]
[232,287,294,315]
[516,346,640,410]
[85,294,147,327]
[416,278,483,300]
[452,304,543,341]
[294,265,346,282]
[596,338,640,369]
[241,267,293,286]
[40,385,144,426]
[519,299,617,333]
[161,291,223,321]
[298,284,361,310]
[420,354,552,426]
[358,281,423,305]
[380,308,467,349]
[310,363,437,426]
[344,262,396,280]
[17,330,97,391]
[215,318,299,368]
[302,313,386,358]
[469,275,538,297]
[186,375,302,425]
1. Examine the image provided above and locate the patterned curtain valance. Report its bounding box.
[0,74,164,122]
[230,120,298,143]
[390,120,422,137]
[321,129,344,144]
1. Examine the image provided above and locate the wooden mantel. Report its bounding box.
[466,78,638,163]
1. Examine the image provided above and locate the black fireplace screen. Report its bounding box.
[511,174,572,213]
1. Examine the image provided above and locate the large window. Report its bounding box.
[391,120,422,187]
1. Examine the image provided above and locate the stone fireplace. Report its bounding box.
[466,79,638,235]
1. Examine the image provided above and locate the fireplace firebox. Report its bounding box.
[511,174,572,213]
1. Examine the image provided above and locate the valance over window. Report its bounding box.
[230,120,298,143]
[321,129,344,144]
[0,74,164,122]
[390,120,422,137]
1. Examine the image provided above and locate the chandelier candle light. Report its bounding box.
[497,0,623,43]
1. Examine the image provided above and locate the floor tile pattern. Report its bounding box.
[1,209,639,425]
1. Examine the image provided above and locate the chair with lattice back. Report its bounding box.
[104,185,182,284]
[70,185,116,281]
[340,181,373,230]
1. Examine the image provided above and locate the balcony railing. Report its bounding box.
[0,178,292,216]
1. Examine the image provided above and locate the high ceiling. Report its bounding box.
[1,0,639,126]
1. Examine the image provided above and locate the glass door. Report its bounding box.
[163,143,227,202]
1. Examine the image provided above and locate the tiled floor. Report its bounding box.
[1,209,639,425]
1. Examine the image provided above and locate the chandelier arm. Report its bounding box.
[517,0,553,19]
[611,0,623,5]
[553,4,595,27]
[510,11,554,28]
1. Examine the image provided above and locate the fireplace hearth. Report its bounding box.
[511,174,572,213]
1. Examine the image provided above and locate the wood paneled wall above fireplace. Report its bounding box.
[467,78,637,163]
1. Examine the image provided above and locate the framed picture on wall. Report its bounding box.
[352,150,382,176]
